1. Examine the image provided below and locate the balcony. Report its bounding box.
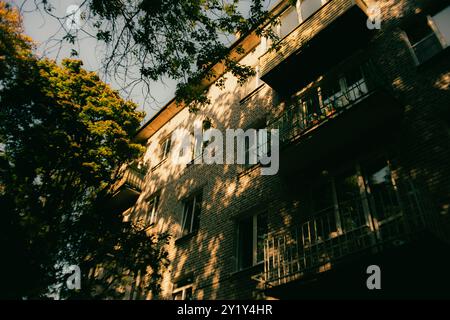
[261,180,431,291]
[260,0,373,90]
[268,59,403,173]
[108,163,147,213]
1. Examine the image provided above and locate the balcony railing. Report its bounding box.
[268,60,382,145]
[262,181,430,287]
[115,163,147,192]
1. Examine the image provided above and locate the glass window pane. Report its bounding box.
[345,68,368,101]
[335,168,365,231]
[321,79,344,111]
[413,33,442,63]
[363,158,400,221]
[432,6,450,46]
[257,129,268,158]
[256,213,268,263]
[182,200,194,235]
[238,216,253,269]
[310,181,337,239]
[301,91,321,122]
[300,0,325,21]
[184,287,193,300]
[173,292,183,300]
[279,6,299,38]
[192,194,202,231]
[406,16,443,63]
[147,195,159,225]
[406,17,434,44]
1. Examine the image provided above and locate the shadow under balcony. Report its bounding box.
[268,60,404,175]
[260,0,374,90]
[260,183,450,299]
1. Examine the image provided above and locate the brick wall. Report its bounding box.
[129,0,450,300]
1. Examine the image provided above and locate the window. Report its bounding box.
[298,0,328,22]
[259,1,328,55]
[405,6,450,64]
[160,136,171,160]
[279,6,300,39]
[362,158,400,221]
[321,67,368,113]
[146,194,159,225]
[300,91,321,122]
[192,119,212,161]
[243,121,270,168]
[257,128,270,160]
[303,157,399,244]
[240,65,262,100]
[237,212,268,270]
[345,67,369,101]
[293,66,367,123]
[181,192,203,237]
[432,6,450,47]
[172,277,193,300]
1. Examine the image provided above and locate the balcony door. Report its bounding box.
[361,157,404,240]
[334,167,368,234]
[305,158,401,245]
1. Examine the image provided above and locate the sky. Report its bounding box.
[13,0,278,123]
[14,0,178,122]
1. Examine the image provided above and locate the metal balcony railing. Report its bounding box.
[268,60,383,145]
[262,181,430,287]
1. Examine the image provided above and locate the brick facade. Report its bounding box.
[125,0,450,299]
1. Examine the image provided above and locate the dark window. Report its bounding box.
[362,157,400,221]
[181,192,202,237]
[405,16,443,64]
[192,119,213,161]
[172,277,193,300]
[243,120,270,167]
[160,137,171,160]
[146,194,159,225]
[300,91,321,122]
[237,212,268,270]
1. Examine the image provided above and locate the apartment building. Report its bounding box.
[111,0,450,299]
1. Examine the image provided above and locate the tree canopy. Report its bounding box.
[0,2,168,299]
[34,0,279,107]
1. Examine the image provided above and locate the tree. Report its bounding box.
[32,0,279,108]
[0,2,168,299]
[62,198,170,299]
[0,1,33,83]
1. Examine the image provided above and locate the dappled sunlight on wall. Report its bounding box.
[434,72,450,90]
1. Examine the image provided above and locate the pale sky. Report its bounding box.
[12,0,277,123]
[14,0,178,122]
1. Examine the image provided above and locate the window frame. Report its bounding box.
[242,119,270,169]
[172,281,194,300]
[180,191,203,238]
[146,193,160,226]
[191,119,213,162]
[430,5,450,48]
[160,136,172,160]
[403,11,449,65]
[236,212,268,271]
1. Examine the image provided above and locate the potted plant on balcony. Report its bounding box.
[311,113,320,125]
[324,105,336,117]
